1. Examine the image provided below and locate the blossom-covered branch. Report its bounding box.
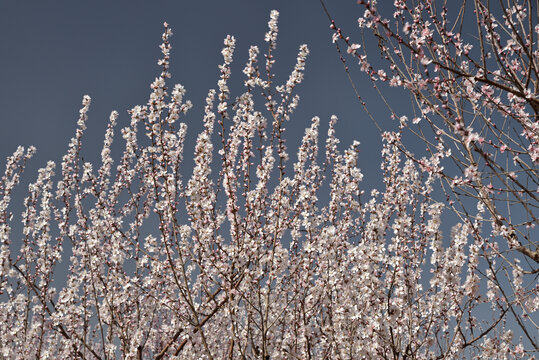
[322,0,538,354]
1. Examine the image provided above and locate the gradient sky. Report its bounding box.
[0,0,405,195]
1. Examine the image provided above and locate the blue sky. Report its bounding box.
[0,1,400,192]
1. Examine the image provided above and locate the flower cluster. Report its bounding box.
[326,0,538,355]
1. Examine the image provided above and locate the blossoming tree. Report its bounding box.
[322,0,538,354]
[0,10,534,359]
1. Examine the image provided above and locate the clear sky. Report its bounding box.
[0,0,402,194]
